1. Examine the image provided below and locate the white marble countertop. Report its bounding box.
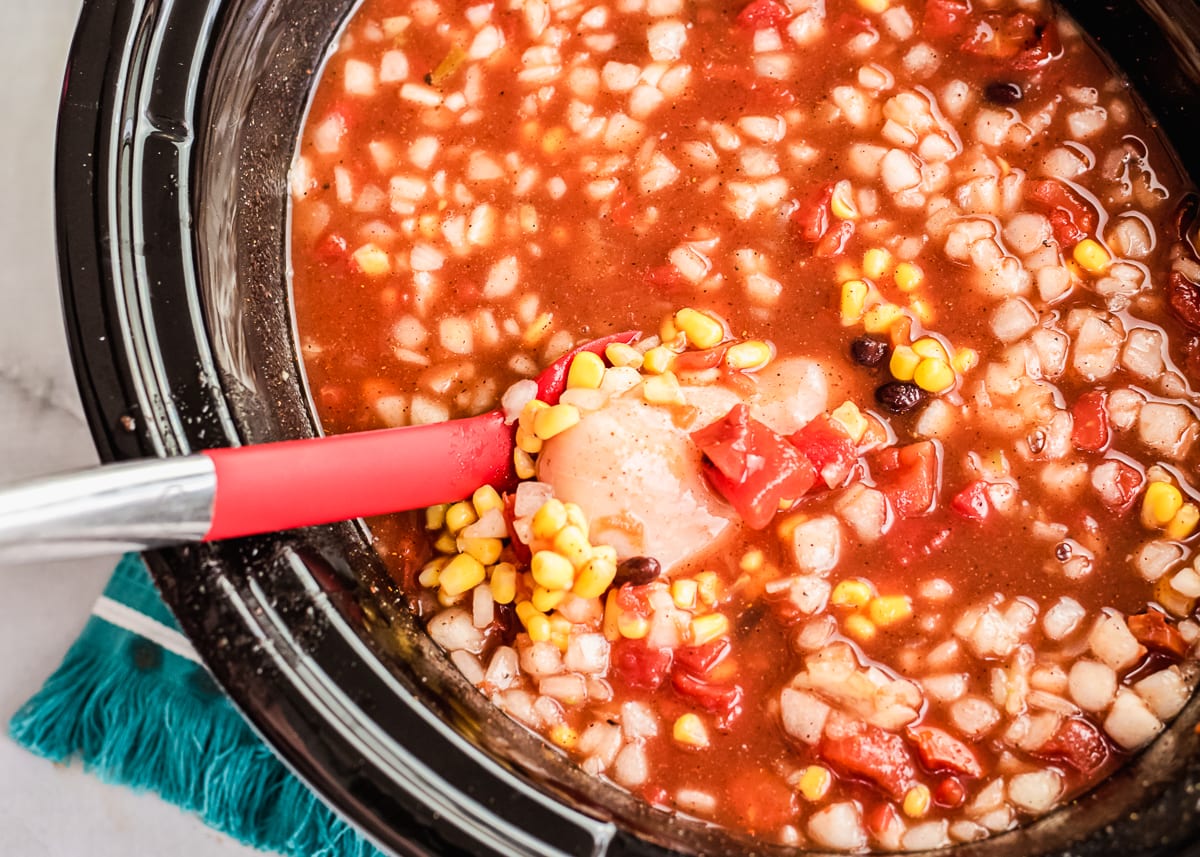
[0,4,262,855]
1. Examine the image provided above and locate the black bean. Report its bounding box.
[613,556,662,587]
[984,81,1023,105]
[875,381,923,414]
[851,336,890,368]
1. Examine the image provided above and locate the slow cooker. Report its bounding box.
[54,0,1200,853]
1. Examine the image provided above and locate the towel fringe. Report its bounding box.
[9,638,382,857]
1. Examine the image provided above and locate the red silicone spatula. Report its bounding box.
[0,332,637,563]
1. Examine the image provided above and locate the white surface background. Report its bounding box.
[0,3,265,855]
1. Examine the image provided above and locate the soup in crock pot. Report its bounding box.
[289,0,1200,848]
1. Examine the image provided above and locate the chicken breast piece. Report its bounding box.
[536,396,736,572]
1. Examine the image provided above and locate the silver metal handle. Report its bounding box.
[0,456,217,564]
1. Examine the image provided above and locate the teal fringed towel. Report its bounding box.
[8,554,386,857]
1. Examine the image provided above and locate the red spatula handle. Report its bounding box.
[202,411,511,541]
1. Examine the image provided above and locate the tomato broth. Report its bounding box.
[290,0,1200,849]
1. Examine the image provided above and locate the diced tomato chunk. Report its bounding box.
[612,639,673,690]
[950,480,992,522]
[1168,270,1200,333]
[790,416,858,489]
[692,404,820,529]
[1028,179,1098,247]
[815,219,856,258]
[923,0,973,39]
[1034,717,1111,776]
[864,801,901,839]
[790,184,835,244]
[1096,459,1144,514]
[961,11,1061,70]
[674,638,732,677]
[316,232,349,262]
[671,671,744,728]
[735,0,792,30]
[1127,610,1189,659]
[909,727,983,778]
[870,441,940,518]
[1071,391,1111,452]
[819,725,918,800]
[644,263,687,293]
[933,776,967,808]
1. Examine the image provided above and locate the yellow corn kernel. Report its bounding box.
[844,613,877,642]
[1167,503,1200,540]
[903,784,931,818]
[490,563,517,604]
[830,401,868,443]
[605,342,644,369]
[835,262,860,284]
[437,588,463,608]
[857,0,889,12]
[671,578,698,609]
[574,555,617,598]
[532,498,569,540]
[514,448,536,480]
[673,713,710,748]
[519,399,549,434]
[798,766,832,802]
[531,550,575,591]
[541,125,568,155]
[515,599,538,627]
[522,312,554,347]
[533,403,581,441]
[617,611,650,640]
[445,501,477,534]
[689,613,730,646]
[590,543,617,565]
[911,336,948,362]
[642,345,675,375]
[1156,574,1196,618]
[564,502,590,538]
[659,315,679,344]
[832,579,873,608]
[952,347,979,373]
[567,350,606,390]
[868,594,913,627]
[909,297,936,325]
[863,247,892,281]
[889,345,920,382]
[418,558,447,589]
[1073,238,1111,275]
[425,504,447,530]
[603,590,622,641]
[527,613,553,643]
[914,358,956,394]
[553,525,591,569]
[695,571,720,606]
[433,531,458,554]
[549,724,578,749]
[1143,482,1185,529]
[739,549,766,573]
[472,485,504,517]
[351,243,391,276]
[675,308,725,349]
[840,279,869,325]
[532,585,567,613]
[515,425,544,455]
[643,371,685,405]
[830,180,859,220]
[725,340,773,371]
[438,553,487,597]
[459,537,504,566]
[863,302,904,334]
[894,261,924,292]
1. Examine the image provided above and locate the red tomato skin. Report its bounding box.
[789,184,835,244]
[909,727,984,777]
[790,416,858,489]
[671,671,744,729]
[950,480,991,521]
[612,639,673,690]
[674,638,732,677]
[1097,459,1144,514]
[1071,391,1111,452]
[923,0,973,39]
[933,777,967,808]
[693,404,819,529]
[316,233,349,263]
[735,0,792,30]
[1034,717,1111,776]
[1028,179,1098,247]
[644,263,687,293]
[1127,610,1188,658]
[819,726,918,800]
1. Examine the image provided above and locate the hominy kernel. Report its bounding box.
[798,766,832,801]
[858,0,889,11]
[673,713,710,748]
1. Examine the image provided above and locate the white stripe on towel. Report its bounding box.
[92,596,202,664]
